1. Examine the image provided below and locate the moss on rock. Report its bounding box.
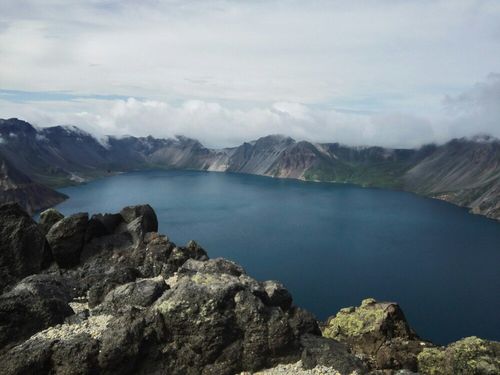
[322,298,410,340]
[321,298,425,372]
[418,336,500,375]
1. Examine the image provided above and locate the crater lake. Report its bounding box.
[53,169,500,344]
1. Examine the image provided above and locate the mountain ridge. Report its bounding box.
[1,118,499,220]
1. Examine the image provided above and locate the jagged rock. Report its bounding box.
[0,203,48,292]
[300,334,367,374]
[87,267,142,308]
[120,204,158,235]
[185,239,209,260]
[322,298,431,372]
[262,280,293,310]
[84,216,109,243]
[46,212,89,268]
[417,336,500,375]
[0,274,73,350]
[50,334,101,375]
[38,208,64,235]
[96,276,168,313]
[179,257,244,276]
[140,233,177,277]
[97,310,149,373]
[148,261,320,374]
[0,316,109,375]
[0,337,54,374]
[91,213,124,234]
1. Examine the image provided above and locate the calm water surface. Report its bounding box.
[55,170,500,344]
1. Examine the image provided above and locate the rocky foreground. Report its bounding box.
[0,203,498,375]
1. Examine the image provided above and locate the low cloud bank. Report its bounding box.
[1,75,499,149]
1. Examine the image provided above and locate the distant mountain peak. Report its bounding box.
[41,125,92,137]
[468,134,498,143]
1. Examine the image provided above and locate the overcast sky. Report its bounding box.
[1,0,500,148]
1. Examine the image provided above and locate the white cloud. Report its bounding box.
[0,1,500,146]
[1,1,500,104]
[441,73,500,138]
[1,73,500,148]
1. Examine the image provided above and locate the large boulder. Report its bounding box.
[119,205,158,241]
[0,274,73,350]
[38,208,64,235]
[87,267,142,308]
[0,203,48,292]
[322,298,432,371]
[96,276,168,313]
[300,334,367,373]
[0,317,107,375]
[418,336,500,375]
[46,212,89,268]
[90,213,124,234]
[149,258,321,374]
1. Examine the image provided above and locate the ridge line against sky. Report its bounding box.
[1,0,500,148]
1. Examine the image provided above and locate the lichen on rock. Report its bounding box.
[322,298,428,372]
[417,336,500,375]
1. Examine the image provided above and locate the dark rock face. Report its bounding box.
[101,277,168,309]
[87,267,142,308]
[46,212,89,268]
[91,213,123,234]
[322,298,433,372]
[0,203,47,292]
[262,280,293,310]
[38,208,64,235]
[0,274,73,350]
[150,258,319,374]
[300,334,367,373]
[120,204,158,233]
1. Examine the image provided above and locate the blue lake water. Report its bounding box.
[55,169,500,344]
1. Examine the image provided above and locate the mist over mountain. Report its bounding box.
[1,118,498,220]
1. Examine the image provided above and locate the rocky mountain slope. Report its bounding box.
[0,203,498,374]
[0,156,67,214]
[1,118,499,220]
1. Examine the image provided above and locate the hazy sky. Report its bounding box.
[1,0,500,147]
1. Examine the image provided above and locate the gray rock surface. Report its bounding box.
[0,203,48,292]
[46,212,89,268]
[0,274,73,350]
[38,208,64,235]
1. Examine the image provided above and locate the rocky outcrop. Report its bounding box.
[46,213,89,268]
[322,298,433,372]
[322,298,500,374]
[0,203,49,292]
[417,336,500,375]
[38,208,64,235]
[0,274,73,350]
[0,204,498,374]
[0,204,365,375]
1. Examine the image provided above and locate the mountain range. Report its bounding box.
[1,117,499,220]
